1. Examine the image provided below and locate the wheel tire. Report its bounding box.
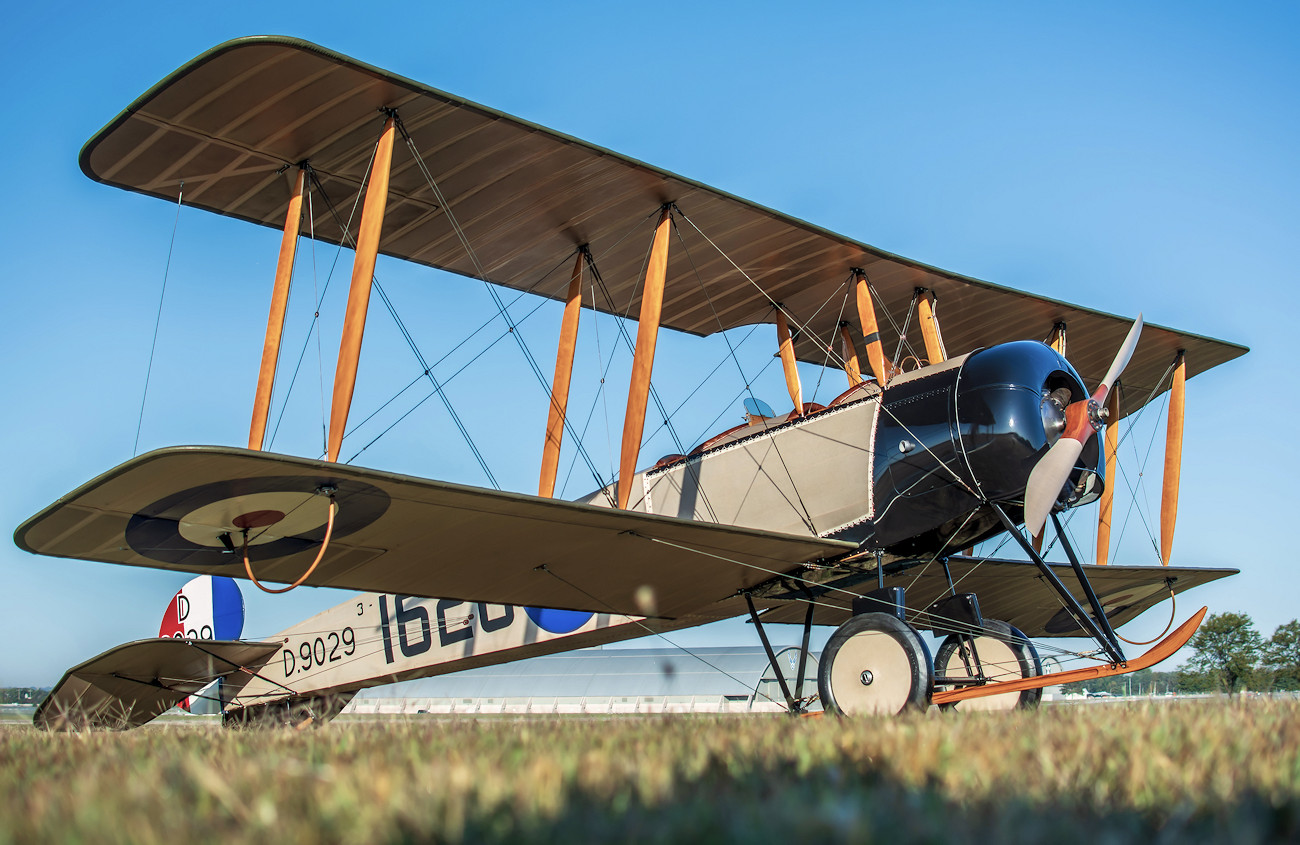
[935,619,1042,712]
[818,612,933,716]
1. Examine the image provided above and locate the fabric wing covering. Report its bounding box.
[34,638,280,730]
[16,447,856,620]
[79,36,1245,414]
[754,556,1235,638]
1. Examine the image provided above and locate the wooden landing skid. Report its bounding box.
[931,606,1206,706]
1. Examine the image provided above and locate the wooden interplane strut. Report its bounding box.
[853,270,889,386]
[539,252,585,498]
[1049,322,1067,358]
[249,167,305,451]
[775,309,803,416]
[327,116,396,463]
[1161,351,1186,566]
[617,208,671,509]
[839,322,862,386]
[917,289,947,364]
[1096,389,1120,565]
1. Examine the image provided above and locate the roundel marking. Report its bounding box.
[525,607,594,635]
[126,476,390,567]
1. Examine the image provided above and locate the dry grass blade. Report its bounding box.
[2,699,1298,844]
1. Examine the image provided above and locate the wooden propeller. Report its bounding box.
[1024,315,1143,536]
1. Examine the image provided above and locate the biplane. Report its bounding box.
[18,36,1247,727]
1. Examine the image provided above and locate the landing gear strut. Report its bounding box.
[934,619,1042,711]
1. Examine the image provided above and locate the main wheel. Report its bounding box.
[935,619,1042,712]
[818,612,933,716]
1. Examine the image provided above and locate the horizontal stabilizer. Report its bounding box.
[754,555,1235,638]
[34,638,280,730]
[17,446,854,620]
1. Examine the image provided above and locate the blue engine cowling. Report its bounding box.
[864,341,1100,556]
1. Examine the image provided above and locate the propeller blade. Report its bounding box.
[1023,437,1084,537]
[1021,314,1143,539]
[1096,314,1143,400]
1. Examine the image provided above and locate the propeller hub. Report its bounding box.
[1086,398,1107,431]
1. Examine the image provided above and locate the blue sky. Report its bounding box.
[2,1,1296,686]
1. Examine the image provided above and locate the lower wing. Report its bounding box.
[16,446,855,620]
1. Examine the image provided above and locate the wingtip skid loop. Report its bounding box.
[242,497,338,595]
[931,604,1206,706]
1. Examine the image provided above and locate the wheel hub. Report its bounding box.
[860,669,874,686]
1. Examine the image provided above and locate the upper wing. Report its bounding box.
[79,36,1245,409]
[755,555,1236,638]
[34,638,280,730]
[16,446,854,619]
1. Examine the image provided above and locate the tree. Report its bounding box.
[1184,612,1263,693]
[1266,620,1300,691]
[1175,669,1216,694]
[0,687,49,705]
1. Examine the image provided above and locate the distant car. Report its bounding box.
[1087,691,1115,698]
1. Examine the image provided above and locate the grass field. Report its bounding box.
[3,699,1298,844]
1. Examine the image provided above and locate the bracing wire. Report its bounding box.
[309,186,328,454]
[358,280,500,488]
[341,251,572,443]
[811,287,853,401]
[134,182,184,456]
[270,126,517,483]
[268,162,369,450]
[1106,361,1178,563]
[557,209,675,499]
[583,237,692,458]
[394,116,611,492]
